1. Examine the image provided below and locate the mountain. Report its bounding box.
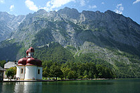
[0,12,25,42]
[0,7,140,78]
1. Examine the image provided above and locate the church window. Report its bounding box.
[38,69,40,74]
[21,68,23,74]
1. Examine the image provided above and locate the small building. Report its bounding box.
[0,66,5,81]
[16,47,42,80]
[4,61,17,78]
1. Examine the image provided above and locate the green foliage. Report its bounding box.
[49,63,63,80]
[61,64,71,79]
[42,61,115,80]
[75,53,113,69]
[67,71,77,79]
[0,41,21,61]
[0,60,6,68]
[66,45,77,54]
[5,67,16,78]
[114,61,140,78]
[34,42,74,63]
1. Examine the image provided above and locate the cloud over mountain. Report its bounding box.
[25,0,75,11]
[10,5,14,11]
[25,0,38,11]
[114,4,124,14]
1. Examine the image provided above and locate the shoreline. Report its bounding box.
[2,78,115,82]
[4,78,140,82]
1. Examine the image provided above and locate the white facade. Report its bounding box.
[25,66,37,80]
[16,66,25,80]
[16,65,42,80]
[37,67,42,79]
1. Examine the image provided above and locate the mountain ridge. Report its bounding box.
[0,7,140,77]
[0,12,25,42]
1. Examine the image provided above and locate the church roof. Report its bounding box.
[0,66,5,71]
[26,47,34,55]
[18,47,42,66]
[18,57,42,66]
[4,61,17,69]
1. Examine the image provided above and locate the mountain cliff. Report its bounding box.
[0,12,25,42]
[0,7,140,77]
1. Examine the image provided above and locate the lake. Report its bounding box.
[0,79,140,93]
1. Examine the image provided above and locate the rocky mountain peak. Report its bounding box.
[34,9,48,16]
[58,7,80,19]
[0,12,25,42]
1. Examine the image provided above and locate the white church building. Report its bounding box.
[16,47,42,80]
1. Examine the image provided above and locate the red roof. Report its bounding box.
[18,57,27,65]
[17,57,42,66]
[26,57,36,66]
[17,47,42,66]
[26,47,34,55]
[28,47,34,52]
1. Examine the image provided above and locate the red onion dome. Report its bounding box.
[26,57,37,65]
[18,58,27,65]
[36,59,42,66]
[28,47,34,52]
[26,49,29,55]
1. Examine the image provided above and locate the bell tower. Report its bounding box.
[26,47,34,57]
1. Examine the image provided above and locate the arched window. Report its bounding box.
[38,69,40,74]
[21,68,23,74]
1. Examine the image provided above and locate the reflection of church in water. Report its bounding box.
[16,47,42,80]
[0,82,42,93]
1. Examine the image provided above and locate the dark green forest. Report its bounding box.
[42,61,115,80]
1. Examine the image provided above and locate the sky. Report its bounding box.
[0,0,140,24]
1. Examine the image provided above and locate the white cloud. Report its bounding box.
[89,5,97,9]
[80,0,85,6]
[25,0,38,11]
[25,0,75,12]
[46,1,51,7]
[48,0,75,9]
[0,0,4,3]
[133,0,140,4]
[114,4,124,14]
[10,5,14,11]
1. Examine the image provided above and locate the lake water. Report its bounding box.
[0,79,140,93]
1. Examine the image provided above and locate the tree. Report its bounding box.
[43,67,50,77]
[50,65,63,80]
[5,67,16,79]
[61,65,71,79]
[0,60,6,68]
[83,70,88,79]
[67,71,77,79]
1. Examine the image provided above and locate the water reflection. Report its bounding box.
[0,82,42,93]
[14,82,42,93]
[1,79,140,93]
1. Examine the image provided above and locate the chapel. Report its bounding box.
[16,47,42,80]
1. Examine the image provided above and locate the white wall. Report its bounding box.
[25,66,37,80]
[36,67,42,80]
[16,66,25,80]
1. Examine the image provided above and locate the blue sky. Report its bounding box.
[0,0,140,24]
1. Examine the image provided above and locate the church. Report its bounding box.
[16,47,42,80]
